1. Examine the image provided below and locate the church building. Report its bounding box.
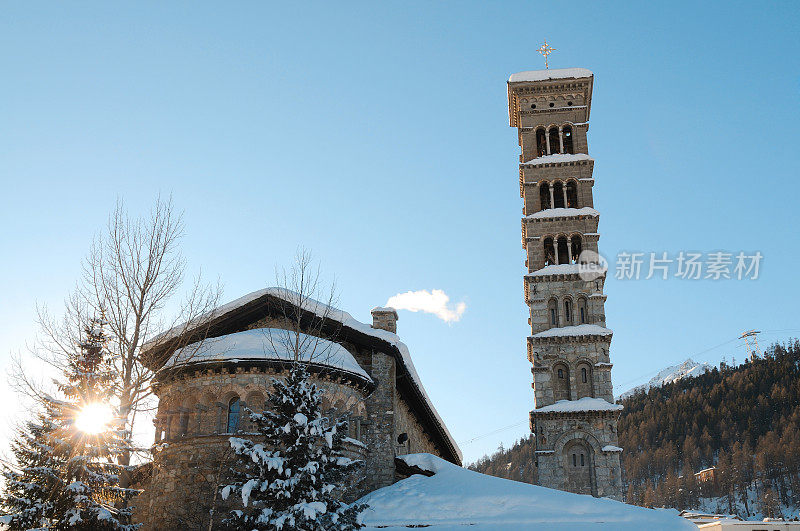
[507,67,624,499]
[132,289,461,529]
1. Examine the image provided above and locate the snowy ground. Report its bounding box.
[691,486,800,522]
[357,454,694,529]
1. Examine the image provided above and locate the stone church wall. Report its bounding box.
[532,413,622,499]
[134,368,370,530]
[393,390,438,456]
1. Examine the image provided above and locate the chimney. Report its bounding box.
[371,306,398,334]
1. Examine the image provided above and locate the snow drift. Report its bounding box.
[358,453,694,529]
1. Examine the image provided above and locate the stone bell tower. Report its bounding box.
[507,68,623,499]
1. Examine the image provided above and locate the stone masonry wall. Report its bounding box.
[135,368,370,529]
[393,391,438,457]
[361,350,397,493]
[533,413,622,499]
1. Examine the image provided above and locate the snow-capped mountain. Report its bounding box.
[619,359,712,399]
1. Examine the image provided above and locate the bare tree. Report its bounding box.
[264,248,342,367]
[25,197,222,475]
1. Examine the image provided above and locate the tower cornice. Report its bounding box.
[508,71,593,127]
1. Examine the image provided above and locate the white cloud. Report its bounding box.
[385,289,466,323]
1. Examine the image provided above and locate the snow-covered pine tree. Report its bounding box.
[221,362,366,530]
[0,315,140,530]
[0,402,65,529]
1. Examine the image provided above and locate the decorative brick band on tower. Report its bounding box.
[507,68,623,500]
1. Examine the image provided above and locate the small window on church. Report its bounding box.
[531,104,537,109]
[580,453,585,466]
[226,397,240,434]
[564,300,572,323]
[568,101,573,106]
[580,307,586,323]
[179,413,189,436]
[572,453,577,466]
[549,102,555,108]
[562,126,574,154]
[550,308,557,325]
[558,368,564,379]
[582,367,588,383]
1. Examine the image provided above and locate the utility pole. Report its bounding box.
[739,330,762,361]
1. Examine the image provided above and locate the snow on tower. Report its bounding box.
[507,67,623,499]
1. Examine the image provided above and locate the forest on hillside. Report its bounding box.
[469,340,800,518]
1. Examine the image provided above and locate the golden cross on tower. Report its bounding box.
[537,39,556,69]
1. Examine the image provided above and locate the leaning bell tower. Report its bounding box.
[507,67,623,499]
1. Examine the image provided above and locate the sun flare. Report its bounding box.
[75,402,114,434]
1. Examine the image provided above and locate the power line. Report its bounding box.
[460,420,528,446]
[613,336,740,390]
[462,330,800,449]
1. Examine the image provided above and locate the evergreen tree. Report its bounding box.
[1,404,65,529]
[0,315,139,530]
[221,363,366,530]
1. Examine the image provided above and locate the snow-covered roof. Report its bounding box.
[508,68,594,83]
[527,264,582,277]
[358,453,694,529]
[149,287,462,463]
[535,397,623,414]
[164,328,372,381]
[602,445,623,452]
[531,324,613,338]
[525,263,607,278]
[526,207,599,220]
[520,153,593,166]
[695,467,716,475]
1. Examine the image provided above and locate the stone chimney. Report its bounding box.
[371,306,398,334]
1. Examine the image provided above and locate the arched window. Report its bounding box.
[566,180,579,208]
[564,300,572,323]
[562,125,574,154]
[564,441,594,495]
[576,362,594,399]
[570,235,582,263]
[536,128,547,157]
[549,127,560,154]
[548,298,559,326]
[553,363,570,401]
[543,237,556,266]
[552,181,565,208]
[179,412,189,436]
[226,397,241,434]
[539,182,551,210]
[578,297,588,324]
[557,236,569,265]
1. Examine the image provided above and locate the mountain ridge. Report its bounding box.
[619,358,713,399]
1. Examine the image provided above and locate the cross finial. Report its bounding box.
[537,39,556,69]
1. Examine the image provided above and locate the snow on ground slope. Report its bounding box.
[357,454,694,530]
[620,358,712,399]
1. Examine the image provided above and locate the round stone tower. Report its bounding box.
[138,326,373,529]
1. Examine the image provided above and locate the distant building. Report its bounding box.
[132,289,461,530]
[695,466,717,483]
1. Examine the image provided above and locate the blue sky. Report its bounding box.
[1,1,799,463]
